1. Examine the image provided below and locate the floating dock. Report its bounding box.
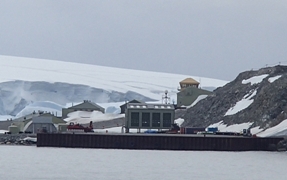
[37,133,283,151]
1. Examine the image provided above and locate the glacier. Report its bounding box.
[0,55,227,118]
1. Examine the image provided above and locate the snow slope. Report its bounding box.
[65,111,125,124]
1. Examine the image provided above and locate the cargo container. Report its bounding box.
[180,127,206,134]
[207,127,218,133]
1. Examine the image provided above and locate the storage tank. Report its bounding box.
[8,125,20,134]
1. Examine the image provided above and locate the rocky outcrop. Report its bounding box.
[0,134,36,145]
[182,65,287,131]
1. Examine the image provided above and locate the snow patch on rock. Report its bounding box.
[225,89,257,116]
[242,74,269,85]
[268,75,282,83]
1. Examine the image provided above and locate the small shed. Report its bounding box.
[125,103,175,133]
[62,100,105,118]
[120,99,142,114]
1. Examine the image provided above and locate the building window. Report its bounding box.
[163,113,172,127]
[131,112,139,126]
[152,113,160,127]
[142,112,150,127]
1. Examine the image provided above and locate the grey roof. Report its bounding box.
[120,99,142,108]
[127,103,175,110]
[13,112,42,122]
[68,100,105,111]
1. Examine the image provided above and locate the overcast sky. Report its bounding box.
[0,1,286,80]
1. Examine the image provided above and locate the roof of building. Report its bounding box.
[12,112,65,127]
[13,111,55,122]
[180,78,199,85]
[68,100,105,111]
[120,99,142,108]
[127,103,175,110]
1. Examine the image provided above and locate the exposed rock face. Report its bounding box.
[0,81,155,116]
[182,65,287,130]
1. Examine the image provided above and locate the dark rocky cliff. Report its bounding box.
[181,65,287,130]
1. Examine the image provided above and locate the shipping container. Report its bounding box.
[181,127,206,134]
[207,127,218,133]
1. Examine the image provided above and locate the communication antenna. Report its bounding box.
[162,90,170,104]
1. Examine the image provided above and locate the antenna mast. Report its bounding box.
[162,90,170,104]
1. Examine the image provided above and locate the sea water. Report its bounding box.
[0,146,286,180]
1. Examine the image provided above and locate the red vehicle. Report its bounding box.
[67,121,94,133]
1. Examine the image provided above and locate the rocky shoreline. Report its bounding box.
[0,134,37,145]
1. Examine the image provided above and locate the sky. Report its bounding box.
[0,1,287,80]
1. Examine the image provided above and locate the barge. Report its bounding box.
[37,133,283,151]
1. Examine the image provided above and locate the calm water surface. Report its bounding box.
[0,146,286,180]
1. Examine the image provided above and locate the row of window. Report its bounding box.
[130,112,172,128]
[129,105,173,109]
[181,84,198,88]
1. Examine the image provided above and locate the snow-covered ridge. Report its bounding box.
[0,55,227,100]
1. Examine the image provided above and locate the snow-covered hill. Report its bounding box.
[182,65,287,137]
[0,55,227,118]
